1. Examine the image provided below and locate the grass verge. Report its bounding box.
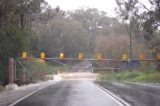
[98,70,160,83]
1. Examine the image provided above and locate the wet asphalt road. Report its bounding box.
[12,80,121,106]
[95,81,160,106]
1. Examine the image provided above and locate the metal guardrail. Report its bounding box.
[15,57,160,71]
[16,57,160,61]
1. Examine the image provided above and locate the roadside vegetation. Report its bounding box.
[97,60,160,83]
[0,0,160,87]
[98,70,160,83]
[15,59,68,85]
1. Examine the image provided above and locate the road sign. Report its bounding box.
[122,54,128,61]
[78,53,83,60]
[139,53,144,60]
[40,52,45,59]
[22,52,27,59]
[96,53,102,60]
[60,53,64,59]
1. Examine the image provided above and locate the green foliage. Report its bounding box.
[0,26,27,85]
[115,0,160,42]
[98,70,160,83]
[116,71,143,81]
[0,26,27,56]
[25,60,54,83]
[1,0,159,86]
[15,59,67,84]
[0,0,46,85]
[30,8,125,59]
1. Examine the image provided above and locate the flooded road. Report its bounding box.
[11,80,123,106]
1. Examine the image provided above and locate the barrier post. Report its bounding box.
[9,58,14,84]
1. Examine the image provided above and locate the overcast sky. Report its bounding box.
[46,0,118,17]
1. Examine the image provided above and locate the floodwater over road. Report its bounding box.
[13,80,122,106]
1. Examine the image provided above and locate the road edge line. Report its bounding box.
[8,86,45,106]
[95,84,131,106]
[8,81,58,106]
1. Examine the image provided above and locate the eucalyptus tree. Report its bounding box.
[0,0,47,85]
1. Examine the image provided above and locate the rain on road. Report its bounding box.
[11,80,123,106]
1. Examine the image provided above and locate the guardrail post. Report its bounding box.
[23,68,26,82]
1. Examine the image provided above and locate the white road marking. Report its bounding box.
[8,80,131,106]
[8,86,45,106]
[0,101,15,105]
[95,84,131,106]
[8,80,60,106]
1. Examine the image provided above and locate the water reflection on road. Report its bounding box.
[96,81,160,106]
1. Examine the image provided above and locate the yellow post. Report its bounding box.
[22,52,27,59]
[78,53,83,60]
[60,53,64,59]
[157,53,160,60]
[40,52,45,59]
[96,53,102,60]
[139,53,144,60]
[122,54,128,61]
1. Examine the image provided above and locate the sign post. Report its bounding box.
[5,58,18,90]
[9,58,14,84]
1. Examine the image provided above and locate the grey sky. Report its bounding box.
[46,0,150,17]
[46,0,117,17]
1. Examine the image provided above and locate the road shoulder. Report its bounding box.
[0,80,59,106]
